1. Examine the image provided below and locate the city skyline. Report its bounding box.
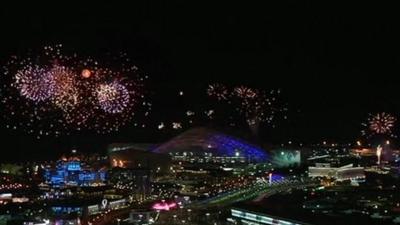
[1,2,400,225]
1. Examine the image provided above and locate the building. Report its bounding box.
[85,198,127,216]
[44,159,106,188]
[228,208,311,225]
[308,163,365,182]
[108,143,171,173]
[108,127,269,170]
[153,127,268,163]
[128,209,158,225]
[109,167,151,201]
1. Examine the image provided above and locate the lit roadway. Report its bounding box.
[98,177,318,225]
[98,172,317,225]
[191,178,317,207]
[152,178,318,225]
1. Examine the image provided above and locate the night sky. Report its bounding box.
[1,2,400,161]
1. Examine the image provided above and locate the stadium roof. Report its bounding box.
[152,127,268,161]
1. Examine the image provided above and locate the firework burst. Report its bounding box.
[1,45,150,138]
[206,83,287,133]
[362,112,396,138]
[14,65,55,102]
[96,81,131,114]
[207,83,229,100]
[234,86,258,99]
[49,65,79,111]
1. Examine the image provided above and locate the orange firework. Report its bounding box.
[81,69,91,78]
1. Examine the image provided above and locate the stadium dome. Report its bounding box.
[152,127,268,162]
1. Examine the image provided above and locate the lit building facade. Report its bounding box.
[228,208,311,225]
[108,144,171,173]
[109,168,151,201]
[44,160,106,187]
[153,127,268,163]
[308,163,365,182]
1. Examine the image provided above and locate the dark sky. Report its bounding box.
[1,2,400,160]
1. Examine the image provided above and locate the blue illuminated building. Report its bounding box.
[67,161,81,171]
[153,127,268,162]
[51,206,83,216]
[209,134,268,160]
[44,160,106,187]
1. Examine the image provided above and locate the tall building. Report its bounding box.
[109,167,151,201]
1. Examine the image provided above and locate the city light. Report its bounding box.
[152,202,177,211]
[1,6,399,225]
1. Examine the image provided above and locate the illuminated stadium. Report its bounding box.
[153,127,268,162]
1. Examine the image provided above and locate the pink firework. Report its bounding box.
[14,65,55,102]
[1,45,150,137]
[96,81,131,114]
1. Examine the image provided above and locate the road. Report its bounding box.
[192,178,316,207]
[152,178,318,225]
[100,178,318,225]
